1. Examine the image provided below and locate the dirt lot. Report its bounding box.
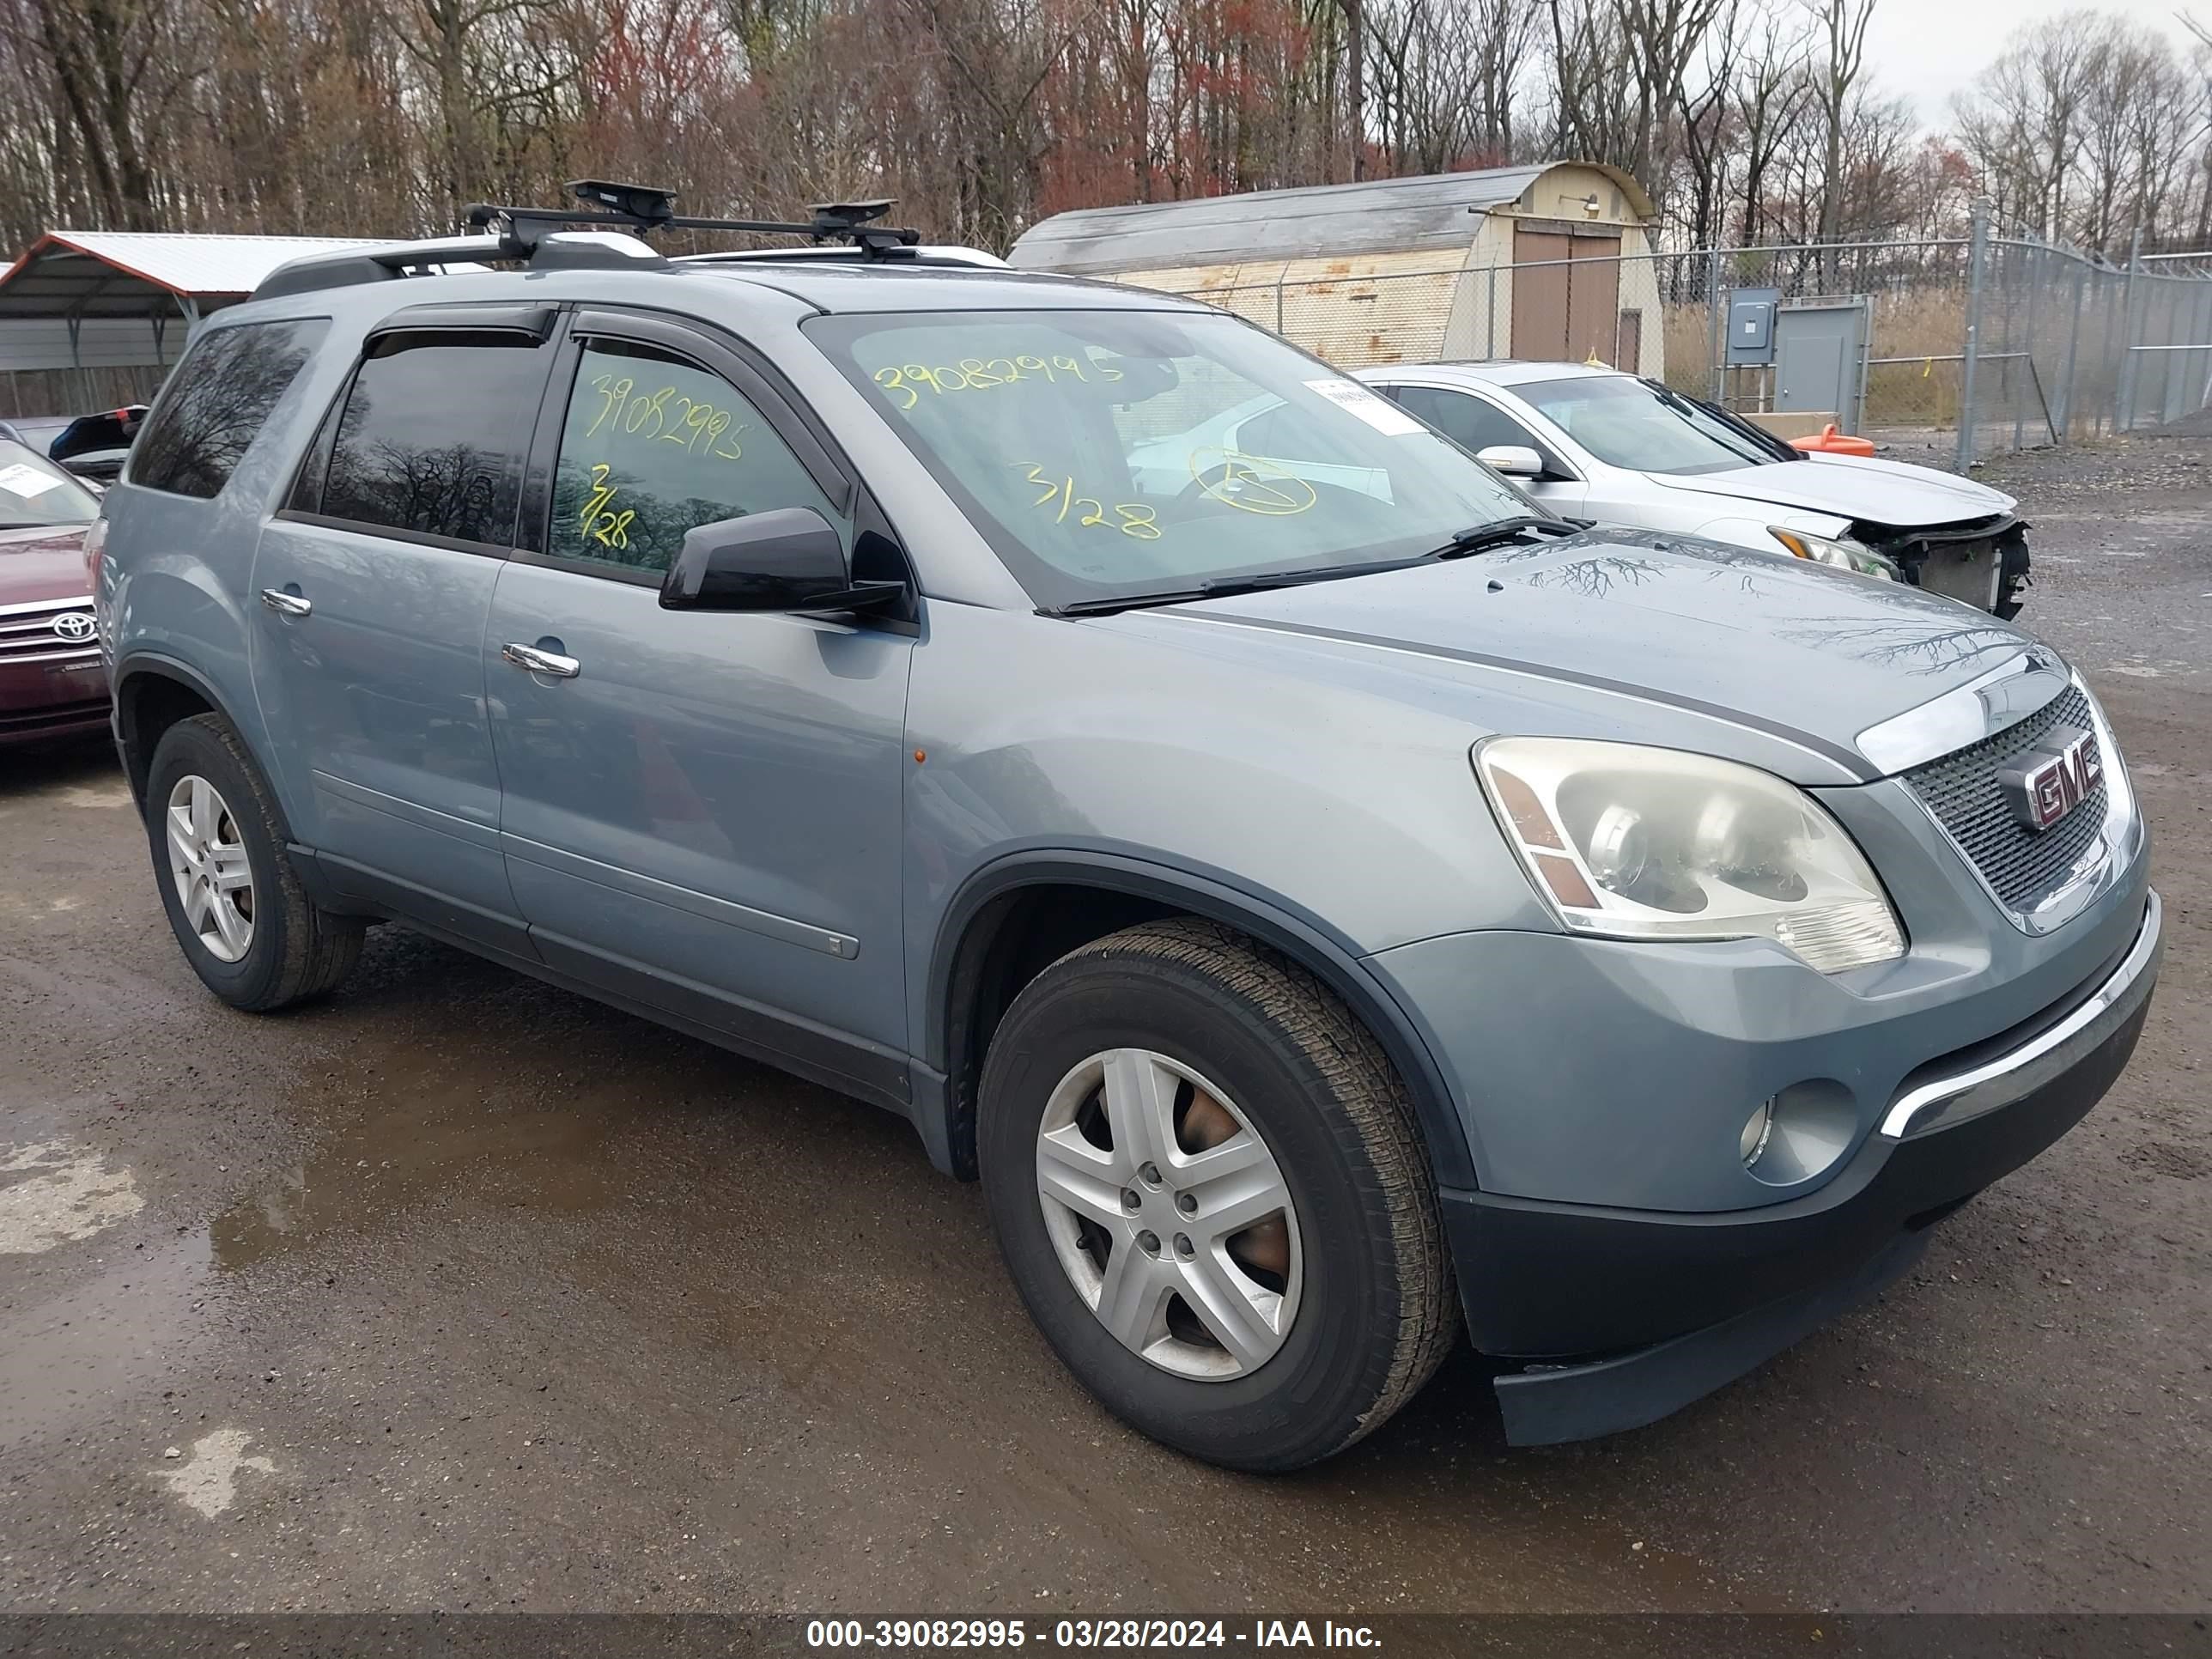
[1,436,2205,1616]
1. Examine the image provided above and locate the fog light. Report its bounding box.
[1744,1080,1857,1187]
[1740,1099,1775,1166]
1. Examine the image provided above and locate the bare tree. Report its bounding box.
[0,0,197,230]
[1732,3,1812,246]
[1806,0,1875,279]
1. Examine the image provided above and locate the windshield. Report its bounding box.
[1515,376,1778,476]
[810,308,1534,607]
[0,438,98,528]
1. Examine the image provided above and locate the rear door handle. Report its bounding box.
[260,587,312,617]
[501,641,580,678]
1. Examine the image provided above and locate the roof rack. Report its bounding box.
[252,180,926,301]
[472,180,922,257]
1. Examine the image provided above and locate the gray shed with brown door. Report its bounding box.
[1007,162,1662,376]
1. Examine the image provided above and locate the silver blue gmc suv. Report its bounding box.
[91,193,2162,1470]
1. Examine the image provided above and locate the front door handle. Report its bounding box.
[260,587,312,617]
[501,641,581,678]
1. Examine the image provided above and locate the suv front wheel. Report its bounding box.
[144,713,365,1012]
[978,919,1457,1470]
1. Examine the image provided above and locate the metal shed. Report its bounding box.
[1009,162,1664,376]
[0,231,383,415]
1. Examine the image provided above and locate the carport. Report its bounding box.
[0,231,381,416]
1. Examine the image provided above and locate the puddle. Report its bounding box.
[0,1139,145,1253]
[210,1042,644,1271]
[0,1229,212,1449]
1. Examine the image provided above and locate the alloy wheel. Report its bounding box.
[165,774,255,963]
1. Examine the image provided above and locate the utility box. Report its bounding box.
[1774,297,1869,434]
[1725,288,1780,367]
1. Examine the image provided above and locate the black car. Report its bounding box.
[45,405,148,483]
[0,405,149,483]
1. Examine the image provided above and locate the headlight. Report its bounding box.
[1475,738,1907,973]
[1770,526,1896,581]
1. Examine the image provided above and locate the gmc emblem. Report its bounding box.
[1998,725,2103,831]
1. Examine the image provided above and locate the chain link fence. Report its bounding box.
[1128,211,2212,468]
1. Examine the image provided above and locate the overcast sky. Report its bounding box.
[1866,0,2203,125]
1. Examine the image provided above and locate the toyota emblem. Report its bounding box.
[51,611,96,643]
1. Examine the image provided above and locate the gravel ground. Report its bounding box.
[0,437,2205,1616]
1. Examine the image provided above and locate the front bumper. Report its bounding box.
[0,653,110,746]
[1451,889,2161,1443]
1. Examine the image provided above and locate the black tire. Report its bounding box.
[143,713,363,1012]
[978,918,1457,1471]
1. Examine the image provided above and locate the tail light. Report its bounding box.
[82,515,108,589]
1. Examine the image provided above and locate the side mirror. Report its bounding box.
[659,508,902,613]
[1476,444,1546,479]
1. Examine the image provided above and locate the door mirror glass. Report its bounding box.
[660,507,898,612]
[1477,444,1546,478]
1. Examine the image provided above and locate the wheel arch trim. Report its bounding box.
[112,651,235,799]
[926,849,1479,1189]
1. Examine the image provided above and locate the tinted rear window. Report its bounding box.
[130,319,327,499]
[315,333,547,546]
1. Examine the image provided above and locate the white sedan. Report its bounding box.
[1342,362,2029,617]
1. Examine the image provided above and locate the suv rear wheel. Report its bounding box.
[144,714,364,1012]
[977,918,1456,1470]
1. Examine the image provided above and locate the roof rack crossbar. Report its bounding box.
[463,183,922,258]
[252,183,927,301]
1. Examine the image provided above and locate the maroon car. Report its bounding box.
[0,435,106,745]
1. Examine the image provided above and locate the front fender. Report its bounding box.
[902,602,1565,1187]
[901,603,1554,999]
[926,847,1479,1188]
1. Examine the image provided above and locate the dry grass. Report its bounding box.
[1662,289,1974,424]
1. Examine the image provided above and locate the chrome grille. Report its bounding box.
[0,598,99,664]
[1903,685,2109,909]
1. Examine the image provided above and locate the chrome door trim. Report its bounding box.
[501,830,860,959]
[311,769,503,849]
[259,587,313,617]
[1879,889,2162,1139]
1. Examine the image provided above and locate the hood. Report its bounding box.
[1646,453,2014,529]
[0,523,94,604]
[1125,531,2044,781]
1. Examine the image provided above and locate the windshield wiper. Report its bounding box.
[1046,562,1424,615]
[1214,518,1581,590]
[1043,520,1581,616]
[1200,556,1439,594]
[1047,587,1219,616]
[1421,515,1579,558]
[1644,382,1795,464]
